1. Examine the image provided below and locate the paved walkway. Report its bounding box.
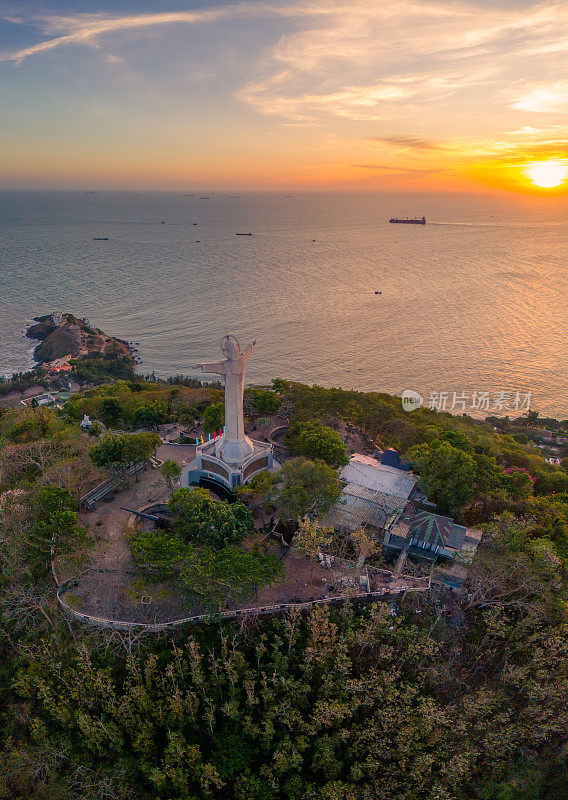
[157,442,195,466]
[72,467,176,619]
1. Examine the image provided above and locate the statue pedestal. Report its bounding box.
[181,435,275,492]
[215,435,254,466]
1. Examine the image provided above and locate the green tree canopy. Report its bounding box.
[180,544,282,608]
[274,457,342,521]
[408,440,478,514]
[99,397,123,425]
[129,527,188,576]
[440,429,474,453]
[88,432,125,469]
[472,452,502,496]
[286,421,348,468]
[236,469,278,509]
[203,402,225,433]
[122,432,162,464]
[271,377,289,392]
[250,389,281,416]
[4,408,63,443]
[132,400,168,429]
[159,458,182,489]
[89,431,161,472]
[168,487,254,547]
[129,491,278,607]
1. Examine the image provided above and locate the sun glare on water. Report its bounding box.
[523,160,568,188]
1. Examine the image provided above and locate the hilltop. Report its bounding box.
[1,335,568,800]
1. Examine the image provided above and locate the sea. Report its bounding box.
[1,190,567,418]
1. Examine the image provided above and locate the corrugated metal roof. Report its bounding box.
[340,454,417,500]
[327,483,405,531]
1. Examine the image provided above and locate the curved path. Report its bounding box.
[53,569,431,631]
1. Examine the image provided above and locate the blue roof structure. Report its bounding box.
[380,448,411,471]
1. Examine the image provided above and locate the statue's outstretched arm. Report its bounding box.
[241,340,256,367]
[194,360,228,375]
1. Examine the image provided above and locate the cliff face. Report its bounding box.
[26,314,135,366]
[33,327,82,362]
[26,316,57,342]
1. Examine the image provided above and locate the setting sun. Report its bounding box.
[523,160,568,188]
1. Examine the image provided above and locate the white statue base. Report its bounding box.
[181,435,275,491]
[215,435,254,466]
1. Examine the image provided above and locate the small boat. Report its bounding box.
[236,232,252,236]
[389,216,426,225]
[93,237,109,240]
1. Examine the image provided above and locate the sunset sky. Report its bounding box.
[1,0,567,191]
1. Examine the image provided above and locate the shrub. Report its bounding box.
[286,421,348,468]
[168,487,254,547]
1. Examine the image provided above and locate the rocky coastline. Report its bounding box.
[25,313,136,366]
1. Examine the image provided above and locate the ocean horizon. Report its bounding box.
[1,189,567,418]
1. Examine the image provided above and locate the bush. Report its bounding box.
[286,421,348,468]
[168,487,254,547]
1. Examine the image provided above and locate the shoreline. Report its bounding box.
[1,316,566,421]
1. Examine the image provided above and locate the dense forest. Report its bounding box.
[1,377,568,799]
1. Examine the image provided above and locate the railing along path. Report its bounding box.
[53,570,431,631]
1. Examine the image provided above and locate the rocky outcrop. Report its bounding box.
[26,314,135,366]
[33,327,81,362]
[25,315,57,342]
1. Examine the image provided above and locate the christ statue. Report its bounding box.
[195,335,256,465]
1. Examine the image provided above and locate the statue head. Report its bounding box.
[221,334,240,361]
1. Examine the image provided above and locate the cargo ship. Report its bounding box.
[389,216,426,224]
